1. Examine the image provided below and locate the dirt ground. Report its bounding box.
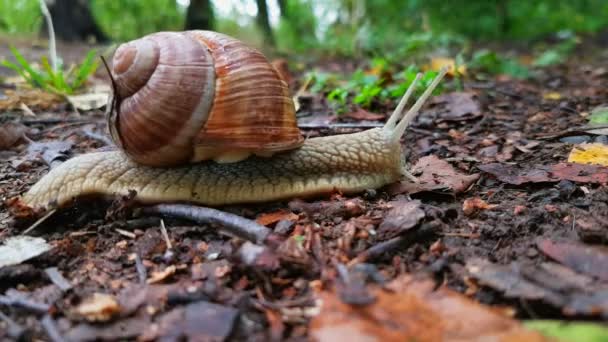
[1,36,607,341]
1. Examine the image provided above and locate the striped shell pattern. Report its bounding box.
[107,30,303,166]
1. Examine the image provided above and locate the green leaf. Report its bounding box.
[589,106,608,124]
[524,320,608,342]
[71,49,99,90]
[533,50,564,67]
[8,46,47,88]
[41,56,71,94]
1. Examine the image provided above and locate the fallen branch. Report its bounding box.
[44,267,72,292]
[141,204,271,244]
[134,253,147,284]
[0,295,50,314]
[0,310,28,340]
[41,314,66,342]
[535,124,608,140]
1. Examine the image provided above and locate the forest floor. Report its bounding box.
[0,36,607,341]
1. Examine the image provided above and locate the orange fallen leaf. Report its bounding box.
[310,275,548,342]
[428,57,466,76]
[463,197,498,216]
[256,209,298,226]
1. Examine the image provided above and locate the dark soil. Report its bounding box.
[1,36,607,341]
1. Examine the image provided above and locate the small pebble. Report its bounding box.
[274,219,295,235]
[559,135,591,144]
[594,135,608,144]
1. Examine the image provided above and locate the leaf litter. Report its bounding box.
[2,39,608,341]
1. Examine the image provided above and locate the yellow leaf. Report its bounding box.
[543,92,562,100]
[428,57,466,76]
[568,143,608,166]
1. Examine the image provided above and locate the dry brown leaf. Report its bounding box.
[377,199,425,239]
[0,122,27,150]
[310,275,548,342]
[344,108,386,121]
[429,91,481,121]
[537,239,608,282]
[479,162,608,185]
[141,300,239,341]
[405,155,480,194]
[0,88,63,110]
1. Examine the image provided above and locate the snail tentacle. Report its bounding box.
[384,66,448,141]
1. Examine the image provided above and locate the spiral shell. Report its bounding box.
[107,30,304,166]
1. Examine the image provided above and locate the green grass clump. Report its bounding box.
[308,60,442,114]
[1,46,99,95]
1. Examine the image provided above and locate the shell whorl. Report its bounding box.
[108,31,216,166]
[107,30,304,167]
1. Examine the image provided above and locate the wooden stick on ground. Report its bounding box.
[142,204,272,244]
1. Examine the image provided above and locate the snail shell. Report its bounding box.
[107,30,304,166]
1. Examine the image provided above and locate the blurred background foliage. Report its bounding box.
[2,0,608,106]
[1,0,607,58]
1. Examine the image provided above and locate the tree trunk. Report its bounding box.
[185,0,214,30]
[255,0,275,46]
[42,0,107,42]
[277,0,288,17]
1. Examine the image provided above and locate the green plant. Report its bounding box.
[588,106,608,125]
[532,32,579,67]
[1,46,99,95]
[0,0,41,34]
[321,62,443,114]
[469,49,530,79]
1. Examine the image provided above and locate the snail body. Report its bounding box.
[21,31,447,210]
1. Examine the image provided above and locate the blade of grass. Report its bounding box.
[72,50,99,89]
[8,46,46,88]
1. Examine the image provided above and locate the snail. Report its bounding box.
[21,30,447,211]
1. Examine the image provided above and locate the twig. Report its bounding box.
[159,219,172,249]
[134,253,147,285]
[349,224,437,266]
[44,267,72,291]
[20,117,99,125]
[0,310,27,340]
[0,295,50,314]
[142,204,271,244]
[38,0,58,71]
[41,314,66,342]
[96,217,161,231]
[535,124,608,140]
[22,208,57,235]
[81,128,113,146]
[115,228,136,239]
